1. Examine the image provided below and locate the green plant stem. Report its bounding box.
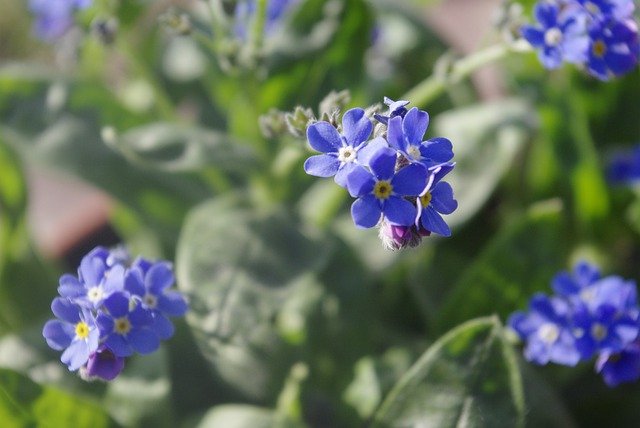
[402,43,515,107]
[250,0,268,57]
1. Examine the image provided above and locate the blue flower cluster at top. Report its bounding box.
[42,246,188,381]
[508,261,640,387]
[303,97,458,250]
[607,144,640,184]
[521,0,639,80]
[29,0,91,42]
[234,0,300,40]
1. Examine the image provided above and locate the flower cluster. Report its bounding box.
[303,97,457,250]
[42,246,188,381]
[521,0,639,80]
[29,0,91,42]
[508,261,640,387]
[234,0,300,40]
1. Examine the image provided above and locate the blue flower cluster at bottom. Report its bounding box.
[508,261,640,387]
[42,246,188,381]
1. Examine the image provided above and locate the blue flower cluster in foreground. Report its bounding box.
[42,247,187,381]
[234,0,300,40]
[521,0,639,80]
[29,0,91,42]
[509,261,640,387]
[303,97,457,250]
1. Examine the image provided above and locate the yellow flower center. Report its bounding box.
[75,321,90,339]
[374,181,393,200]
[591,323,608,341]
[420,192,432,207]
[592,40,606,58]
[114,317,132,335]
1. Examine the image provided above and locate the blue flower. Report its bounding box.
[29,0,91,42]
[521,2,590,68]
[585,17,639,80]
[596,342,640,387]
[508,293,581,366]
[607,145,640,184]
[304,108,374,187]
[124,258,188,340]
[82,345,125,381]
[416,164,457,237]
[386,107,454,169]
[96,292,159,357]
[42,297,100,371]
[345,146,428,228]
[57,246,125,309]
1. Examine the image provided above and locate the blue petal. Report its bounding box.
[51,298,81,324]
[521,26,545,47]
[386,116,407,152]
[540,46,563,69]
[357,137,388,165]
[306,122,342,153]
[341,108,372,147]
[534,2,558,29]
[345,165,375,197]
[588,56,609,80]
[103,264,125,295]
[128,328,160,355]
[605,50,637,75]
[57,274,84,298]
[105,334,133,357]
[391,164,428,196]
[351,195,382,228]
[304,154,340,177]
[129,305,153,327]
[103,293,130,318]
[420,207,451,236]
[97,313,114,336]
[430,182,458,214]
[402,107,429,146]
[334,161,358,188]
[146,262,175,294]
[551,272,579,296]
[151,313,175,340]
[43,320,74,351]
[431,162,455,185]
[562,36,589,64]
[79,248,107,286]
[420,138,454,165]
[368,147,397,181]
[61,340,90,371]
[383,197,417,226]
[124,268,145,297]
[158,292,188,317]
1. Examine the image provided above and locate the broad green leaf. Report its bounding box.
[0,368,111,427]
[437,200,568,331]
[371,316,524,428]
[432,99,534,229]
[176,197,330,400]
[109,122,258,173]
[194,404,305,428]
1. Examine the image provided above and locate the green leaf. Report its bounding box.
[432,98,533,229]
[437,200,568,331]
[0,368,112,427]
[175,196,330,400]
[109,122,258,173]
[371,316,524,428]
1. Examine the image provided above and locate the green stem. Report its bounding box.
[250,0,268,58]
[402,43,516,107]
